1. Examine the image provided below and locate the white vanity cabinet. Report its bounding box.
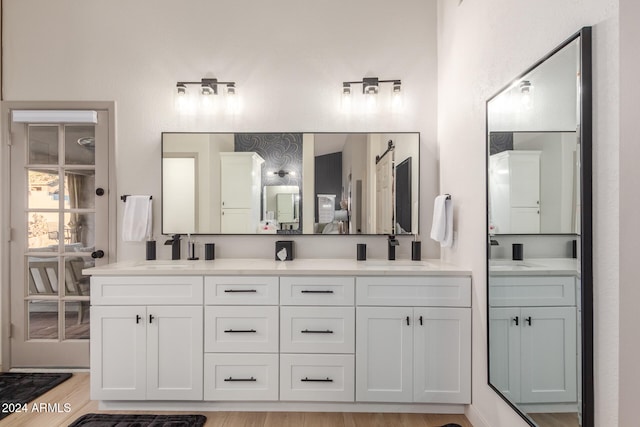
[203,276,279,401]
[279,276,356,402]
[90,276,204,401]
[489,275,578,404]
[355,277,471,404]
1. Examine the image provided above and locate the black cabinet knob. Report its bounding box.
[96,188,105,196]
[91,250,105,259]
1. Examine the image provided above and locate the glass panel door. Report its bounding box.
[10,112,109,367]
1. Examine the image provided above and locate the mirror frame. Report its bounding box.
[485,27,593,427]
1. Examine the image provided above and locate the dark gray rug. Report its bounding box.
[0,372,72,420]
[68,414,207,427]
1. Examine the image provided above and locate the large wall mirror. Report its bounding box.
[162,132,420,235]
[486,28,593,427]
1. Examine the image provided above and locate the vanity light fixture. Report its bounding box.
[175,78,237,96]
[341,77,401,96]
[273,169,292,178]
[519,80,533,108]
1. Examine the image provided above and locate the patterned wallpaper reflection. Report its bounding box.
[235,133,303,234]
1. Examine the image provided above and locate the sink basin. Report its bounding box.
[360,260,432,267]
[489,260,539,271]
[133,260,194,269]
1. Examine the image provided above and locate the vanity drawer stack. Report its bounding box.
[203,276,279,401]
[279,276,355,402]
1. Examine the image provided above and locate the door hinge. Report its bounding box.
[9,323,14,338]
[7,227,14,242]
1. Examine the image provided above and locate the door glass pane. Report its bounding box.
[28,212,60,251]
[27,256,59,295]
[63,169,96,209]
[28,125,58,164]
[28,300,58,339]
[65,126,95,165]
[63,212,95,249]
[64,302,89,340]
[28,169,60,209]
[64,256,92,297]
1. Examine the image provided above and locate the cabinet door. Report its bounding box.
[488,307,521,402]
[146,306,203,400]
[510,152,540,207]
[510,207,540,233]
[221,155,255,208]
[356,307,412,402]
[221,209,253,233]
[520,306,577,403]
[90,306,146,400]
[413,308,471,404]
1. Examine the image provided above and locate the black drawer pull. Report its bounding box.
[224,377,256,382]
[301,329,334,334]
[224,289,257,293]
[301,290,334,294]
[224,329,257,333]
[301,377,333,382]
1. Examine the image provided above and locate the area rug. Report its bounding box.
[68,414,207,427]
[0,372,72,420]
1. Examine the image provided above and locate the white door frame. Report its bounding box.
[0,101,117,370]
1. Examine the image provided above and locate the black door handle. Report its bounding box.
[525,316,532,326]
[513,316,519,326]
[223,329,257,333]
[91,250,104,259]
[149,314,154,323]
[224,289,257,293]
[136,315,142,324]
[419,316,423,326]
[406,316,410,326]
[301,377,333,382]
[95,188,105,196]
[300,290,334,294]
[224,377,256,382]
[301,329,334,334]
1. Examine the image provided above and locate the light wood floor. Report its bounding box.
[0,373,474,427]
[529,412,579,427]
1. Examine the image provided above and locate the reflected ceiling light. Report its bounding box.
[175,77,236,96]
[341,76,401,96]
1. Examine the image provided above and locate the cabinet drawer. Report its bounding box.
[280,354,354,402]
[356,276,471,307]
[280,277,355,306]
[281,307,355,354]
[205,306,278,353]
[205,276,279,305]
[489,276,576,307]
[204,353,278,401]
[91,276,203,305]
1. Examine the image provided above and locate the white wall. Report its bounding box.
[618,1,640,425]
[437,1,618,426]
[1,0,438,261]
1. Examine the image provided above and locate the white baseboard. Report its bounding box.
[100,400,466,414]
[465,404,491,427]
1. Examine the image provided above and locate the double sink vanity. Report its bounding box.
[86,258,472,412]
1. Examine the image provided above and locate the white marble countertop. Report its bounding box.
[489,258,579,276]
[83,258,471,277]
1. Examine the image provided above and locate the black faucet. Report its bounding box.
[388,235,399,260]
[164,234,182,260]
[490,239,499,246]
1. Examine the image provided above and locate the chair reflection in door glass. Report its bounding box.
[28,257,90,340]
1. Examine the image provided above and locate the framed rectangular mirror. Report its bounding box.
[162,132,420,236]
[486,28,593,427]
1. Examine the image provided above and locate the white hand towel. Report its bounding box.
[430,195,448,242]
[442,198,454,248]
[122,196,152,242]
